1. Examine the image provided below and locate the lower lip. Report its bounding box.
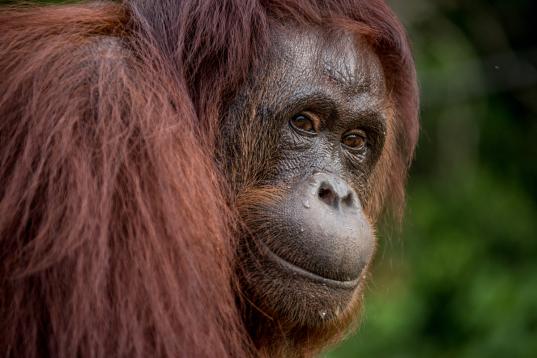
[260,242,361,290]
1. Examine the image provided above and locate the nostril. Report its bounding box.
[342,192,355,208]
[318,184,338,208]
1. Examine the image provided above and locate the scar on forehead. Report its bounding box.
[272,27,385,96]
[314,34,384,95]
[321,60,372,96]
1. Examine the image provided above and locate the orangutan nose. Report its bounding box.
[316,174,358,210]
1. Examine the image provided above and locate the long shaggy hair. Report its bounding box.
[0,1,418,357]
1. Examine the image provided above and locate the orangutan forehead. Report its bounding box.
[271,26,386,98]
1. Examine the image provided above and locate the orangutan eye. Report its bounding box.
[290,113,318,135]
[342,130,367,150]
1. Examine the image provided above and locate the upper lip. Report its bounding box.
[260,241,361,289]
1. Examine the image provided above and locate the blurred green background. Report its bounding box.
[329,0,537,357]
[2,0,535,356]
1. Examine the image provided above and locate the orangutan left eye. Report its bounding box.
[342,130,367,150]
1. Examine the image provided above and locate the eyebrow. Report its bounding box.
[281,88,387,129]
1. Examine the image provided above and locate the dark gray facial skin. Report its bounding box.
[220,25,389,330]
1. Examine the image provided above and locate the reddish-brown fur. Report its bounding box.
[0,1,418,357]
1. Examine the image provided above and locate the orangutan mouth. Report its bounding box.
[260,242,361,289]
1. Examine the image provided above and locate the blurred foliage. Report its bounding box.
[329,0,537,357]
[1,0,535,356]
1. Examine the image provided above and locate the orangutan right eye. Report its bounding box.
[290,113,319,135]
